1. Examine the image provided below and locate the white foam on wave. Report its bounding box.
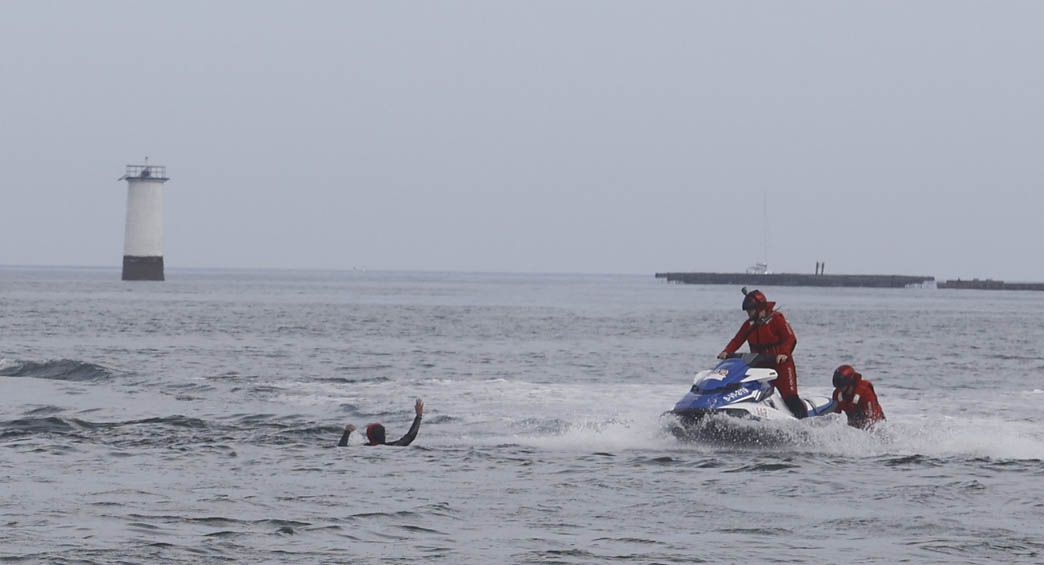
[499,385,1044,461]
[872,415,1044,461]
[420,378,457,385]
[507,411,1044,461]
[511,412,681,452]
[261,377,1044,460]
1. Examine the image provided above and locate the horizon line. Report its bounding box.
[0,263,1038,283]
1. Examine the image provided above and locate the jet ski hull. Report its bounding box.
[667,354,836,443]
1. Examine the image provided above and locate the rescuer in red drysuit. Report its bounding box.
[831,365,886,429]
[717,288,807,418]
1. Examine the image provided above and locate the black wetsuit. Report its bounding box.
[337,414,422,447]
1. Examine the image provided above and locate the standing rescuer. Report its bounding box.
[718,288,807,418]
[831,365,886,429]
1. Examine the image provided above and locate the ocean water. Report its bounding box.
[2,267,1043,563]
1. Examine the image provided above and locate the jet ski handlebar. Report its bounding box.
[722,352,775,368]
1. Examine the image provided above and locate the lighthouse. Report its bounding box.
[119,161,170,281]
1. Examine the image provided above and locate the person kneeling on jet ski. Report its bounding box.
[718,288,808,419]
[338,398,424,446]
[831,365,885,429]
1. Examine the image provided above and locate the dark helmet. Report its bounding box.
[832,364,861,389]
[741,288,768,311]
[365,423,386,444]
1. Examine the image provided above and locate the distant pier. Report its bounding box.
[938,279,1044,291]
[655,272,935,289]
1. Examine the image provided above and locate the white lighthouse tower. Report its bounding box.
[119,160,170,281]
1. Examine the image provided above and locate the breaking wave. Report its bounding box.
[0,359,119,382]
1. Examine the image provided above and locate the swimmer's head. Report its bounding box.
[365,423,386,445]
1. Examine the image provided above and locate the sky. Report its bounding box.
[2,2,1042,279]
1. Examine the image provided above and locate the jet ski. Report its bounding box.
[669,353,835,437]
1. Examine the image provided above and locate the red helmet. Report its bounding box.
[832,364,861,389]
[741,288,768,311]
[365,423,386,444]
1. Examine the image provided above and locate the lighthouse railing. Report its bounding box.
[122,165,168,180]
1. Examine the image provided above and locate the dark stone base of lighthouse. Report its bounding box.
[122,256,165,281]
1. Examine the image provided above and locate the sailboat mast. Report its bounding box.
[762,191,768,268]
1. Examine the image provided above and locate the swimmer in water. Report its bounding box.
[338,398,423,447]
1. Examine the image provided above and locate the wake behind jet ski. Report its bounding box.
[668,353,835,440]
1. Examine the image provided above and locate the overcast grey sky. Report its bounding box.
[2,2,1042,279]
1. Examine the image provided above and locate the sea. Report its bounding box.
[2,267,1043,564]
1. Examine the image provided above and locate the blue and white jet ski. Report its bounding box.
[670,353,835,432]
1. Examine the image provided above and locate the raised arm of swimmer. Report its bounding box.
[389,398,424,446]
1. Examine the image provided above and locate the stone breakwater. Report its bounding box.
[655,272,935,288]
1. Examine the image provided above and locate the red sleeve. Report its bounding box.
[723,320,752,354]
[859,382,885,422]
[770,312,797,355]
